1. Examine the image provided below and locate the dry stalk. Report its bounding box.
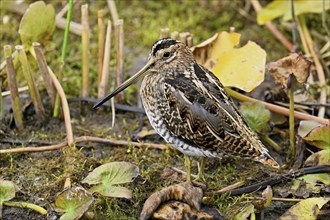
[98,20,112,99]
[97,9,106,87]
[81,4,90,98]
[115,19,124,102]
[250,0,294,52]
[33,42,55,106]
[4,45,24,130]
[107,0,119,22]
[16,45,45,122]
[160,28,170,38]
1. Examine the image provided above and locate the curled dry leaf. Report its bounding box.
[251,186,273,212]
[152,201,223,220]
[140,181,203,220]
[267,53,312,89]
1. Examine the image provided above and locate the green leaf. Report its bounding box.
[240,102,271,133]
[298,120,322,138]
[19,1,55,48]
[89,185,133,199]
[0,180,16,204]
[304,149,330,166]
[53,186,94,220]
[303,126,330,149]
[279,197,330,220]
[257,0,330,25]
[82,161,139,185]
[235,204,255,220]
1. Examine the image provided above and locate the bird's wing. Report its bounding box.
[162,63,243,150]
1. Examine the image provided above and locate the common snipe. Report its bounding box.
[94,38,279,181]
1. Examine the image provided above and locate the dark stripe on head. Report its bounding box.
[151,38,178,56]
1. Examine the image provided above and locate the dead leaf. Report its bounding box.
[279,197,330,220]
[304,149,330,166]
[152,201,223,220]
[140,182,203,220]
[267,53,312,89]
[303,126,330,149]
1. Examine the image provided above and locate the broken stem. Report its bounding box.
[81,4,90,98]
[3,201,47,215]
[288,84,296,163]
[4,45,24,131]
[225,88,329,125]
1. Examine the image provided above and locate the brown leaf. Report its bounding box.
[152,201,223,220]
[140,182,203,220]
[267,53,312,88]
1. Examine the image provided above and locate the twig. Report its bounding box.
[115,19,124,102]
[81,4,90,98]
[0,136,168,154]
[107,0,119,22]
[16,45,45,122]
[250,0,293,52]
[4,45,24,131]
[245,197,303,202]
[33,42,55,106]
[1,86,29,97]
[47,66,74,146]
[214,181,245,194]
[225,88,330,125]
[208,165,330,196]
[97,9,106,87]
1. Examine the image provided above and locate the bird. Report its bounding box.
[93,38,279,182]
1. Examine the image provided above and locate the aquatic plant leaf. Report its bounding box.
[235,204,255,220]
[191,32,266,92]
[240,102,271,133]
[89,185,132,199]
[257,0,330,25]
[53,186,94,220]
[279,197,330,220]
[304,149,330,166]
[82,161,139,185]
[19,1,55,48]
[297,120,322,138]
[0,180,16,204]
[291,174,330,198]
[267,53,312,89]
[303,126,330,149]
[251,186,273,212]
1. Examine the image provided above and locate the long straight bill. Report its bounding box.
[93,60,153,109]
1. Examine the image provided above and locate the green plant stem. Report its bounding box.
[288,87,295,162]
[225,88,329,125]
[3,201,47,215]
[54,0,73,117]
[259,134,281,152]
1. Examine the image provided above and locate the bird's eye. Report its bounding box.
[163,52,170,58]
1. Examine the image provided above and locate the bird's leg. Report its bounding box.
[184,154,191,182]
[196,157,206,182]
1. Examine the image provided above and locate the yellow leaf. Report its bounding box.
[191,32,266,92]
[213,41,266,92]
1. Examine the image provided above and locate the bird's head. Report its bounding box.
[93,38,194,109]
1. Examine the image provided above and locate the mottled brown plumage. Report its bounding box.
[94,38,279,180]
